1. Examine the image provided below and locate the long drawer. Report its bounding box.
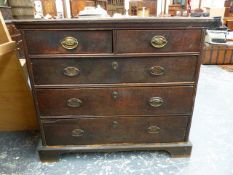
[24,30,113,54]
[32,56,197,85]
[42,116,189,146]
[116,29,202,53]
[36,86,194,117]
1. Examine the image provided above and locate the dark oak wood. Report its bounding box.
[13,18,219,162]
[13,17,220,29]
[32,56,197,85]
[37,140,192,162]
[24,30,113,54]
[29,52,200,58]
[38,150,60,162]
[42,116,189,146]
[36,86,194,117]
[183,29,206,142]
[116,29,202,53]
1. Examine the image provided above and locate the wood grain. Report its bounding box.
[13,18,219,161]
[31,56,197,85]
[24,30,113,54]
[36,86,194,117]
[116,30,202,53]
[42,116,189,145]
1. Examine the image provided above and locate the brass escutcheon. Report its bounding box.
[151,36,168,48]
[67,98,82,108]
[63,66,80,77]
[149,66,165,76]
[112,61,119,70]
[61,36,79,50]
[147,125,160,134]
[149,97,164,108]
[72,128,84,137]
[112,91,119,100]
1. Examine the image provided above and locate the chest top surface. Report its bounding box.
[13,17,220,29]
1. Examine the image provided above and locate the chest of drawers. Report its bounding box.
[14,18,219,162]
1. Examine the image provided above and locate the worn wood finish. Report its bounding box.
[13,18,221,29]
[42,116,189,146]
[14,18,219,161]
[24,30,113,54]
[38,141,192,162]
[116,30,202,53]
[36,86,194,117]
[32,56,197,85]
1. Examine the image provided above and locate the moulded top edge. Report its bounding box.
[11,17,221,29]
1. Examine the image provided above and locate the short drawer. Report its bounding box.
[36,86,194,117]
[24,30,112,54]
[32,56,197,85]
[116,30,202,53]
[42,116,189,146]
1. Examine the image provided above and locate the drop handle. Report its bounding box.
[63,66,80,77]
[67,98,82,108]
[147,125,160,134]
[149,66,165,76]
[149,97,163,108]
[151,35,168,48]
[72,128,84,137]
[61,36,79,50]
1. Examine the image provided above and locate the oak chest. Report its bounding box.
[14,18,219,162]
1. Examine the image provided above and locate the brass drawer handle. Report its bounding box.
[149,66,165,76]
[147,125,160,134]
[149,97,163,108]
[61,36,79,50]
[63,67,80,77]
[72,128,84,137]
[67,98,82,108]
[151,36,168,48]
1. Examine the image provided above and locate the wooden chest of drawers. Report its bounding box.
[14,18,219,162]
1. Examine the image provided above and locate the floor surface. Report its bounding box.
[0,65,233,175]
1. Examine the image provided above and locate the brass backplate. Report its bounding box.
[151,36,168,48]
[61,36,79,50]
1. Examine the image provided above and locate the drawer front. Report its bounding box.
[116,30,202,53]
[24,30,112,54]
[36,86,194,117]
[32,56,197,85]
[42,116,189,145]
